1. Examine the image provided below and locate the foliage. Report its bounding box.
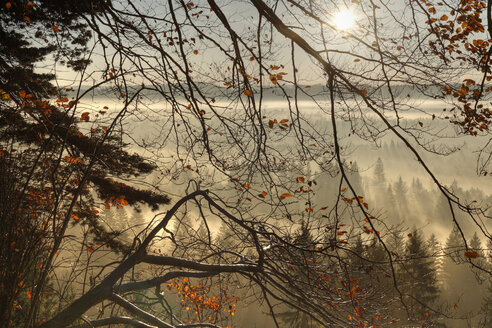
[1,0,492,327]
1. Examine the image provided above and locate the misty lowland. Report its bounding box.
[1,1,491,328]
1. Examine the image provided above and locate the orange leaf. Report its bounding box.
[418,121,423,127]
[5,2,11,9]
[464,251,479,259]
[353,58,360,62]
[27,291,32,299]
[102,126,108,131]
[80,112,90,122]
[24,16,31,23]
[243,89,252,97]
[407,233,413,237]
[279,192,292,200]
[243,183,252,189]
[440,15,448,21]
[258,191,268,198]
[193,50,198,54]
[296,176,305,183]
[342,197,353,205]
[249,56,255,61]
[52,25,59,32]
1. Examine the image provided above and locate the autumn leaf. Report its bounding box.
[80,112,90,122]
[243,89,252,97]
[193,50,198,54]
[24,16,31,23]
[52,25,60,32]
[279,192,292,200]
[243,183,252,189]
[353,58,360,62]
[407,233,413,237]
[258,191,267,198]
[342,197,353,205]
[5,2,11,9]
[296,176,305,183]
[464,251,479,259]
[418,121,423,127]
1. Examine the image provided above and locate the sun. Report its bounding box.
[333,10,355,30]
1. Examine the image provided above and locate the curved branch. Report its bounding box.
[70,316,156,328]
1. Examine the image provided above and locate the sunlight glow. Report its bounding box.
[333,10,355,30]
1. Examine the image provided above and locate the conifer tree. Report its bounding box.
[480,238,492,327]
[373,157,386,187]
[402,230,440,323]
[276,221,319,328]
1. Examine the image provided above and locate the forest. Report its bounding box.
[0,0,491,327]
